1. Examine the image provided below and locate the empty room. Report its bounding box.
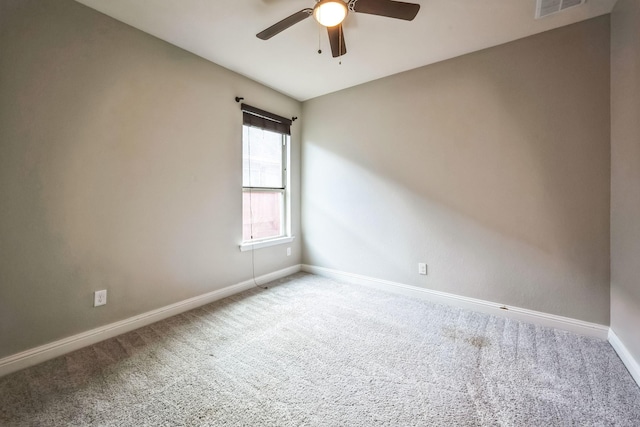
[1,0,639,425]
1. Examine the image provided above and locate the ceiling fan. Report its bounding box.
[256,0,421,58]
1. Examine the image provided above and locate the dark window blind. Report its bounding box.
[241,103,291,135]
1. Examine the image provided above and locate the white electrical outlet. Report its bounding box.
[286,247,291,256]
[94,290,107,307]
[418,263,427,275]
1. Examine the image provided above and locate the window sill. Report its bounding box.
[239,236,295,252]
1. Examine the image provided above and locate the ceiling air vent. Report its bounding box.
[536,0,585,19]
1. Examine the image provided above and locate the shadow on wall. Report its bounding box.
[0,0,256,358]
[303,144,575,305]
[302,18,610,321]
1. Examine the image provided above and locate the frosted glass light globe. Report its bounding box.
[313,0,348,27]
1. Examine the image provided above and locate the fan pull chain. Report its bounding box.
[339,25,343,65]
[318,23,322,54]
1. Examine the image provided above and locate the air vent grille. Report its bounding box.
[536,0,585,19]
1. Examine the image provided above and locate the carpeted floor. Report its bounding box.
[1,272,639,426]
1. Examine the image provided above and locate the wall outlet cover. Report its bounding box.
[94,290,107,307]
[418,263,428,275]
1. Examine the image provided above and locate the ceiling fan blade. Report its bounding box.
[327,24,347,58]
[352,0,420,21]
[256,8,313,40]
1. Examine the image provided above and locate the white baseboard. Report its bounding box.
[608,329,640,388]
[6,264,633,386]
[0,264,301,378]
[301,264,609,339]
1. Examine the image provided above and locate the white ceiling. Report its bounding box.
[75,0,617,101]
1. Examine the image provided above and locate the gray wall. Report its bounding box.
[611,0,640,363]
[0,0,301,359]
[302,17,611,324]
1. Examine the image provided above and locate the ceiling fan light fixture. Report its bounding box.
[313,0,348,27]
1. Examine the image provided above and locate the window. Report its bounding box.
[241,104,292,249]
[242,126,287,241]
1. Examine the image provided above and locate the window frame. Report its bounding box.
[239,123,293,251]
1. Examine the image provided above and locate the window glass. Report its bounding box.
[242,126,283,189]
[242,124,287,243]
[242,191,283,241]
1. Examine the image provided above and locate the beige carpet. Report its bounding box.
[1,272,639,426]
